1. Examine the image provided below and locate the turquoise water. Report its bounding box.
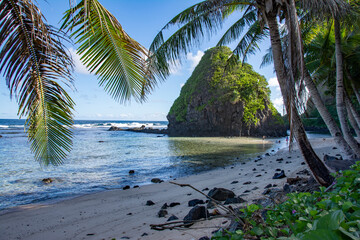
[0,119,280,210]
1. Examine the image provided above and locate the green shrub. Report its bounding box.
[212,162,360,240]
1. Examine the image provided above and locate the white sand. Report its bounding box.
[0,138,341,240]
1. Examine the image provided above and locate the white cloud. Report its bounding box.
[187,50,204,70]
[268,77,279,87]
[69,48,91,75]
[169,59,182,75]
[272,97,284,114]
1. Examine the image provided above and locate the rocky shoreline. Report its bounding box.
[108,125,168,134]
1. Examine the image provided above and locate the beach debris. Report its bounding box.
[285,161,291,164]
[167,215,179,221]
[265,153,270,156]
[141,233,148,236]
[256,174,262,177]
[272,170,286,179]
[244,190,250,193]
[230,181,238,184]
[301,162,306,165]
[42,178,53,184]
[127,213,132,215]
[161,203,168,209]
[207,200,216,209]
[0,135,2,138]
[276,158,283,161]
[169,202,180,207]
[252,187,259,190]
[122,185,130,190]
[183,206,209,225]
[199,236,210,240]
[128,170,135,174]
[297,169,310,176]
[188,199,204,207]
[224,197,246,205]
[264,184,272,189]
[324,155,356,172]
[208,188,235,201]
[202,187,209,191]
[145,200,155,206]
[287,176,304,185]
[252,168,257,171]
[243,181,251,185]
[86,233,95,236]
[283,184,293,193]
[210,209,221,216]
[275,168,282,171]
[157,209,168,218]
[151,178,163,183]
[133,185,139,188]
[98,140,104,143]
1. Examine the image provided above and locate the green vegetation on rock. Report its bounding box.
[169,46,281,125]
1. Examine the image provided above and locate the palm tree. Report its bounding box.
[334,18,360,156]
[304,20,360,139]
[149,0,334,186]
[0,0,159,165]
[262,2,357,159]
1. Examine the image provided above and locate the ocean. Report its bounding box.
[0,119,283,211]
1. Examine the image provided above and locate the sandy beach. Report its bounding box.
[0,137,341,240]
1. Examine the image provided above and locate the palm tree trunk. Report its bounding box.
[347,70,360,104]
[346,97,360,137]
[284,0,354,158]
[345,93,360,138]
[334,19,360,156]
[266,13,333,187]
[304,71,355,158]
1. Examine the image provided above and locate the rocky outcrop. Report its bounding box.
[108,126,167,134]
[167,47,287,137]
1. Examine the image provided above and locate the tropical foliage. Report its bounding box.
[0,0,75,165]
[212,162,360,239]
[0,0,158,165]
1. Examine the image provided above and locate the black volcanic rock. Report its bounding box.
[167,47,286,137]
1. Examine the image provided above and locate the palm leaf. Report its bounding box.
[0,0,74,166]
[148,0,252,71]
[217,7,257,46]
[61,0,157,103]
[228,20,268,64]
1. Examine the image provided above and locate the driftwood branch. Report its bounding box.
[169,181,245,226]
[150,215,231,230]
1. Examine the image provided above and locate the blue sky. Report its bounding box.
[0,0,283,120]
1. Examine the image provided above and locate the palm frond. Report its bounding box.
[297,0,351,18]
[260,47,273,68]
[229,21,268,63]
[217,7,257,46]
[61,0,156,103]
[0,0,74,166]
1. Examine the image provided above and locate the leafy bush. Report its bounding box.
[212,162,360,240]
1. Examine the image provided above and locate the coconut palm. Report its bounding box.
[0,0,75,166]
[0,0,159,165]
[149,0,335,186]
[261,3,357,159]
[303,8,360,145]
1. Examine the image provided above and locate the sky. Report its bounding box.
[0,0,283,121]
